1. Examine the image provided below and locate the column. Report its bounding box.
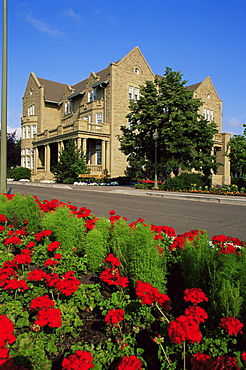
[105,140,110,174]
[102,140,106,170]
[82,138,87,153]
[45,144,50,173]
[77,137,82,150]
[34,147,38,173]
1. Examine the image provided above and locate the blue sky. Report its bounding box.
[1,0,246,138]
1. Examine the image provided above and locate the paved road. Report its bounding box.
[6,182,246,240]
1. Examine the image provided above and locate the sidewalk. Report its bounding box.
[8,181,246,206]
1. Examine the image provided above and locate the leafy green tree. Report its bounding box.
[228,133,246,178]
[118,67,219,180]
[52,139,89,183]
[7,131,21,168]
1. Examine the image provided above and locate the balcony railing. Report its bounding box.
[35,119,110,142]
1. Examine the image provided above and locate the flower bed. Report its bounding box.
[0,193,246,369]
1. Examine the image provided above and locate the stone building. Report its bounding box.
[21,46,230,184]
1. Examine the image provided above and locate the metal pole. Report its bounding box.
[1,0,7,193]
[153,129,159,190]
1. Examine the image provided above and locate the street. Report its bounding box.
[6,183,246,240]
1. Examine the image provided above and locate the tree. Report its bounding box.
[118,68,219,180]
[52,140,89,183]
[7,131,21,168]
[228,133,246,178]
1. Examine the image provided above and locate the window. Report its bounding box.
[129,86,139,100]
[64,101,72,115]
[203,108,213,121]
[128,86,133,100]
[22,126,26,139]
[26,148,30,155]
[28,105,35,116]
[32,125,37,137]
[88,89,97,102]
[96,113,103,124]
[134,88,139,100]
[210,110,213,121]
[88,114,92,123]
[26,126,31,138]
[26,156,30,168]
[135,67,140,74]
[96,142,102,165]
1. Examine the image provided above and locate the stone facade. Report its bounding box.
[21,47,230,184]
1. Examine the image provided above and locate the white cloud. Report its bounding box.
[7,126,21,139]
[26,15,64,37]
[64,8,82,23]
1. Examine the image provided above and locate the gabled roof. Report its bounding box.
[72,66,110,95]
[186,82,202,91]
[37,77,68,103]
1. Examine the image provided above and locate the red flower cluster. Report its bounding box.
[169,230,205,251]
[183,288,209,305]
[117,355,142,370]
[211,234,242,247]
[168,314,202,344]
[4,236,22,246]
[0,315,16,366]
[47,241,61,252]
[184,306,208,324]
[105,309,125,325]
[104,254,121,267]
[44,258,59,268]
[27,269,46,281]
[191,353,240,370]
[72,206,92,218]
[34,307,62,328]
[62,350,94,370]
[150,224,176,238]
[219,316,244,336]
[14,248,32,264]
[100,254,129,288]
[135,280,171,309]
[35,229,53,241]
[3,278,28,292]
[0,214,7,223]
[57,271,81,296]
[30,295,55,310]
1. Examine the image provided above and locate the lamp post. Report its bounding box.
[1,0,8,193]
[153,129,159,190]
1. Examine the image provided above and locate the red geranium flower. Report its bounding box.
[183,288,209,305]
[30,295,55,310]
[34,307,62,328]
[241,352,246,362]
[185,305,208,324]
[168,315,202,344]
[219,316,244,336]
[35,230,53,241]
[4,236,22,246]
[27,269,47,281]
[47,241,61,252]
[100,268,129,288]
[117,355,142,370]
[0,214,7,223]
[62,350,94,370]
[103,253,121,267]
[135,280,171,309]
[105,309,125,325]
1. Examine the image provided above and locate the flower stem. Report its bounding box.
[183,341,186,370]
[159,342,171,366]
[155,302,170,323]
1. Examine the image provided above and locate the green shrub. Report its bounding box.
[160,173,211,191]
[0,193,40,232]
[12,167,31,181]
[231,177,246,190]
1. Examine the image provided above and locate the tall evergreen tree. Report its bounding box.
[228,133,246,178]
[118,68,219,180]
[52,139,89,183]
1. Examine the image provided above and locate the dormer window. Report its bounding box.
[65,101,72,115]
[134,67,140,74]
[88,88,97,102]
